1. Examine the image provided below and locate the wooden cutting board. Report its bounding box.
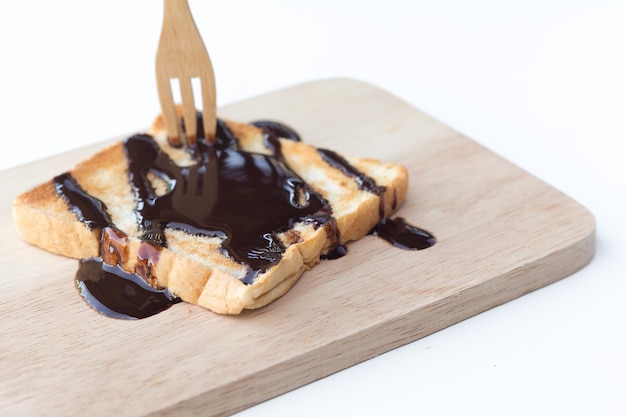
[0,78,595,417]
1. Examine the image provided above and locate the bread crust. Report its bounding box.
[13,114,409,314]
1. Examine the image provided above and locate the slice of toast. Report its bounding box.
[13,111,408,315]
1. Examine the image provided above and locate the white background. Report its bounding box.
[1,1,625,416]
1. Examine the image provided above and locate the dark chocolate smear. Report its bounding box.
[76,258,180,320]
[53,173,111,230]
[251,120,302,142]
[318,149,385,195]
[369,217,436,250]
[318,148,387,217]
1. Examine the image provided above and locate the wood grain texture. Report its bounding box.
[0,78,595,417]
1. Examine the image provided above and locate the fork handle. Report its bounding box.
[163,0,195,27]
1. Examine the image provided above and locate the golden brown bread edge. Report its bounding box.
[13,114,409,314]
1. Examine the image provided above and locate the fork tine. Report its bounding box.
[179,77,198,147]
[156,72,182,147]
[156,0,216,148]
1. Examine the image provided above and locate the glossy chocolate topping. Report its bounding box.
[369,217,436,250]
[251,120,302,142]
[54,172,112,230]
[317,148,387,217]
[124,119,331,284]
[76,258,180,320]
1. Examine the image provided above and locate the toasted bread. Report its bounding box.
[13,111,408,315]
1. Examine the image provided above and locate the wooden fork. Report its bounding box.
[156,0,216,147]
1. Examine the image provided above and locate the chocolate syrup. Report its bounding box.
[54,173,111,229]
[55,114,436,319]
[318,148,387,217]
[369,217,436,250]
[318,149,385,196]
[51,174,178,319]
[315,148,436,251]
[251,120,302,142]
[123,119,331,284]
[76,258,180,320]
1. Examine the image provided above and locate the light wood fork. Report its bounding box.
[156,0,216,147]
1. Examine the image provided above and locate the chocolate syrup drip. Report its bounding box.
[251,120,301,158]
[123,120,332,284]
[318,148,387,217]
[370,217,436,250]
[53,173,111,229]
[214,118,241,149]
[251,120,302,142]
[76,258,180,320]
[318,149,385,195]
[53,172,180,320]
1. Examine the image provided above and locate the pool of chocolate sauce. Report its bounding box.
[54,115,435,319]
[370,217,437,250]
[76,259,180,320]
